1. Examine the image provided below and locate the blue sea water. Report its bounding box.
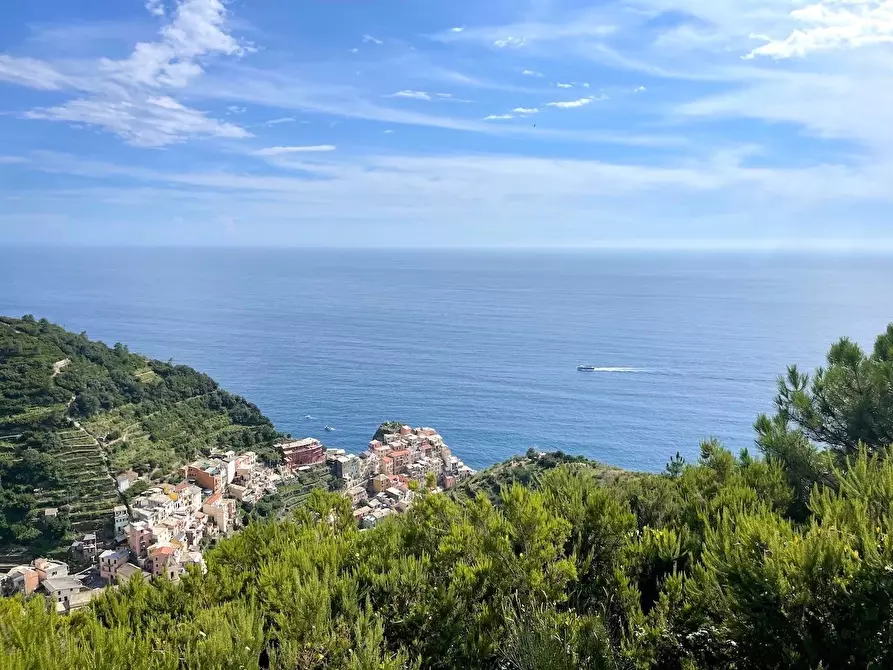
[2,248,893,472]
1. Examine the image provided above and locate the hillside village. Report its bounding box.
[1,423,473,612]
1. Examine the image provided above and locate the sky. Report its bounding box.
[1,0,892,248]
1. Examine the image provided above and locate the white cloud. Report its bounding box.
[226,105,246,114]
[146,0,166,17]
[546,96,598,108]
[349,48,359,54]
[2,0,251,147]
[383,129,394,134]
[253,145,336,156]
[494,36,527,48]
[389,90,432,100]
[0,55,71,90]
[265,117,295,125]
[633,85,646,93]
[485,114,514,120]
[513,107,539,114]
[522,69,543,77]
[747,0,893,59]
[26,96,249,147]
[362,34,383,45]
[450,27,465,33]
[557,82,573,88]
[582,82,590,88]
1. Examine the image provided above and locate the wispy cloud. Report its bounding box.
[26,96,249,147]
[484,113,514,120]
[546,96,599,108]
[388,90,432,100]
[522,69,543,77]
[0,54,72,90]
[253,145,336,156]
[434,13,616,49]
[556,82,573,88]
[1,0,252,146]
[450,27,464,33]
[265,117,295,125]
[494,36,527,48]
[20,149,892,248]
[362,34,383,45]
[513,107,539,115]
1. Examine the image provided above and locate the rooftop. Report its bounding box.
[115,563,144,581]
[43,576,83,592]
[281,438,321,449]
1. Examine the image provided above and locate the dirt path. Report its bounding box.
[52,358,70,377]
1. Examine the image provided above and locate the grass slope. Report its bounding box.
[0,315,283,557]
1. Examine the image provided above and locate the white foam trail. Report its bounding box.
[581,367,650,373]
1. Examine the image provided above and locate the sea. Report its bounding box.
[2,248,892,472]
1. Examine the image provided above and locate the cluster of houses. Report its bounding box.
[2,449,285,611]
[2,425,473,612]
[279,424,474,528]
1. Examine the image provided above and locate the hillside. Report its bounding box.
[452,449,636,501]
[0,315,281,557]
[5,321,893,668]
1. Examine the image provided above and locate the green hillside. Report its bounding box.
[5,321,893,669]
[0,315,282,557]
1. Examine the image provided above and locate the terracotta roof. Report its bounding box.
[204,492,222,506]
[151,545,175,557]
[391,449,410,458]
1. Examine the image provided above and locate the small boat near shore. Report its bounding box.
[577,365,598,371]
[324,425,336,432]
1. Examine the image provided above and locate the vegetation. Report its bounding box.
[5,322,893,669]
[0,315,282,555]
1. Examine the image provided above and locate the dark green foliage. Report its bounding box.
[8,442,893,669]
[772,326,893,455]
[5,323,893,669]
[0,315,283,555]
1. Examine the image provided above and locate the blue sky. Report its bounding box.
[1,0,892,248]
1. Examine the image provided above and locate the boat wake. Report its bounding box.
[578,366,651,373]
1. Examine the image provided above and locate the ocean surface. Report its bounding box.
[3,248,893,472]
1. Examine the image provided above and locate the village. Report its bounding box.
[0,424,473,613]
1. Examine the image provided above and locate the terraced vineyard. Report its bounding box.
[0,315,283,557]
[36,427,120,536]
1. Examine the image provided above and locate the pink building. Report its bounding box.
[281,438,325,467]
[127,522,153,558]
[149,545,180,581]
[390,449,411,472]
[380,456,394,476]
[99,548,130,582]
